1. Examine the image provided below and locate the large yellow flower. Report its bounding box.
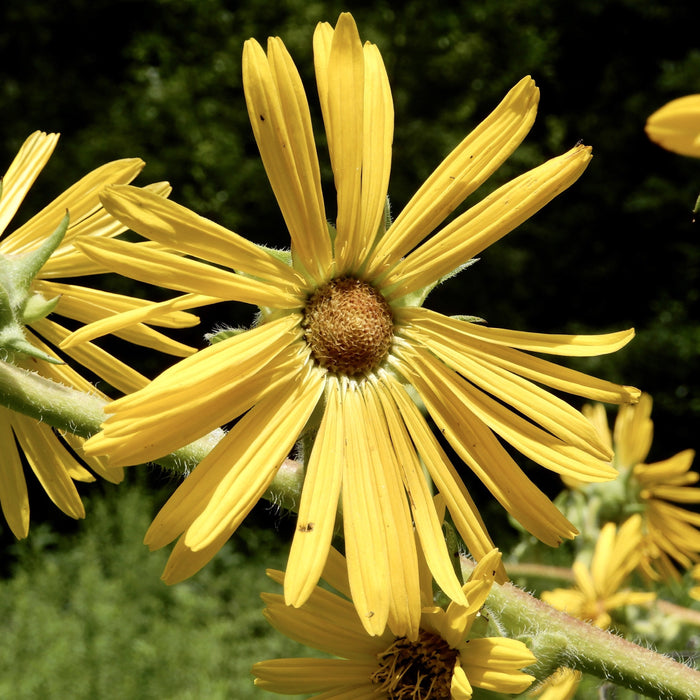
[253,548,536,699]
[0,131,197,538]
[75,14,638,636]
[645,94,700,158]
[583,395,700,580]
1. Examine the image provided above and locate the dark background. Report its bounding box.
[2,0,699,540]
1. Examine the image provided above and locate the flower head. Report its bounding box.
[0,131,198,538]
[645,95,700,157]
[541,515,655,629]
[253,548,536,699]
[76,14,638,636]
[582,395,700,580]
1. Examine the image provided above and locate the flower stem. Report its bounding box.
[479,565,700,699]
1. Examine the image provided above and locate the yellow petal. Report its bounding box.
[340,379,421,638]
[99,184,306,290]
[372,374,468,607]
[85,316,303,465]
[320,13,365,273]
[181,364,325,551]
[74,236,301,309]
[243,37,332,282]
[381,372,502,574]
[285,378,344,607]
[394,350,577,546]
[646,94,700,158]
[369,76,540,275]
[0,410,30,538]
[0,131,59,236]
[382,145,593,298]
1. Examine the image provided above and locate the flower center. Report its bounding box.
[370,630,459,699]
[302,277,394,376]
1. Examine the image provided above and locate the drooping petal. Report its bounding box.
[368,76,539,275]
[394,350,578,546]
[340,378,421,638]
[285,378,344,607]
[12,413,85,520]
[146,362,324,560]
[0,410,30,538]
[243,37,332,282]
[460,638,536,694]
[380,372,502,574]
[381,145,593,298]
[253,657,377,694]
[84,316,305,465]
[371,374,468,607]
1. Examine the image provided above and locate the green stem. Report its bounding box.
[475,561,700,699]
[0,360,222,476]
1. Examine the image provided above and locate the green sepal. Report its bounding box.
[392,258,480,308]
[204,326,248,345]
[22,292,61,323]
[6,211,69,298]
[0,211,69,364]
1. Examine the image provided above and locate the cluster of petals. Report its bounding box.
[0,132,198,537]
[584,394,700,580]
[253,547,536,699]
[70,14,639,639]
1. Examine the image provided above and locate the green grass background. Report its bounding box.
[0,478,314,700]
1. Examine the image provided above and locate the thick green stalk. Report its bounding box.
[474,561,700,699]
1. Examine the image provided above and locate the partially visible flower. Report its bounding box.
[690,564,700,602]
[0,131,199,538]
[645,95,700,158]
[528,667,581,700]
[582,395,700,580]
[542,515,655,629]
[253,548,536,699]
[74,14,638,637]
[536,517,654,700]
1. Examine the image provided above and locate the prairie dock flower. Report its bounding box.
[75,14,638,635]
[645,94,700,157]
[0,131,198,538]
[253,548,537,699]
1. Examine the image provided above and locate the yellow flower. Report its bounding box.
[76,14,638,636]
[529,667,581,700]
[645,95,700,157]
[253,548,536,699]
[690,564,700,602]
[583,395,700,580]
[0,131,198,538]
[542,516,655,629]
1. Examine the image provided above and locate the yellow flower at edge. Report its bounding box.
[542,515,655,629]
[254,548,536,699]
[74,13,638,638]
[583,394,700,580]
[537,516,655,700]
[645,94,700,158]
[0,131,198,538]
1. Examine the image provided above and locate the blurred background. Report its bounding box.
[1,0,698,697]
